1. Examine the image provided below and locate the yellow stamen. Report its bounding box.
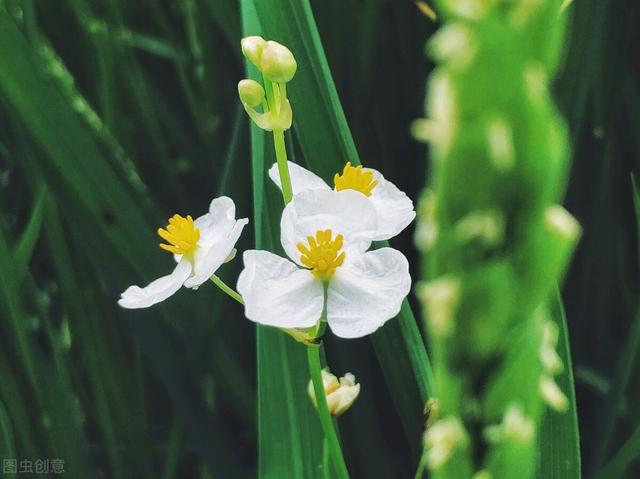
[297,229,345,279]
[334,162,379,197]
[158,214,200,256]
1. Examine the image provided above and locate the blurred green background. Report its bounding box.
[0,0,638,477]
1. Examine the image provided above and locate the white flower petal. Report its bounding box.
[368,169,416,240]
[184,218,249,289]
[237,250,324,329]
[268,161,330,195]
[118,259,193,309]
[195,196,238,247]
[280,189,378,265]
[326,248,411,338]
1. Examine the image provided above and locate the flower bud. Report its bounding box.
[308,369,360,417]
[539,375,568,412]
[424,417,468,469]
[260,41,297,83]
[238,79,265,107]
[484,404,534,444]
[241,36,267,67]
[417,276,460,337]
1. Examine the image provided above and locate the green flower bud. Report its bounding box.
[241,35,267,67]
[260,41,297,83]
[237,79,265,107]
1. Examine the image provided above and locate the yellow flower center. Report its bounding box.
[334,162,379,197]
[157,214,200,255]
[297,229,345,279]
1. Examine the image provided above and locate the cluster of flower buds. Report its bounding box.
[238,36,297,131]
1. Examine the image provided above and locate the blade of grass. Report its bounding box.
[590,180,640,470]
[0,220,96,477]
[596,426,640,479]
[536,288,581,478]
[0,14,246,477]
[12,185,47,283]
[0,400,16,461]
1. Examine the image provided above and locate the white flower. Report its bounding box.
[269,161,415,241]
[119,197,248,309]
[237,189,411,338]
[307,369,361,416]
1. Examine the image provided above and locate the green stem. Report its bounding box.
[262,73,275,110]
[307,345,350,479]
[273,129,293,203]
[322,436,331,479]
[210,274,243,304]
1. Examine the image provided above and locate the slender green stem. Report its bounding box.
[262,73,275,110]
[210,274,243,304]
[273,129,293,203]
[307,345,350,479]
[322,437,331,479]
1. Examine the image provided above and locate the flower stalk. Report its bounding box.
[210,274,244,304]
[239,36,353,477]
[307,343,350,479]
[273,128,293,204]
[414,1,579,477]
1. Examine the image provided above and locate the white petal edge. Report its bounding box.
[195,196,238,247]
[280,189,378,265]
[326,248,411,338]
[237,250,324,329]
[184,218,249,289]
[368,169,416,240]
[268,161,330,195]
[118,259,193,309]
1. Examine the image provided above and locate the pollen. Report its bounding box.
[334,162,379,197]
[297,229,345,279]
[157,214,200,256]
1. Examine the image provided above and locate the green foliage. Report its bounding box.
[0,0,637,477]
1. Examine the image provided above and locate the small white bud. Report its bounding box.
[424,417,468,469]
[473,471,492,479]
[487,117,516,172]
[540,346,564,374]
[238,79,265,107]
[455,209,504,247]
[542,320,559,347]
[241,35,267,67]
[426,71,457,157]
[485,404,534,444]
[444,0,490,20]
[430,23,476,70]
[260,41,297,83]
[308,369,360,417]
[414,191,438,251]
[417,277,461,337]
[539,375,569,412]
[540,320,564,374]
[545,205,581,242]
[502,404,535,442]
